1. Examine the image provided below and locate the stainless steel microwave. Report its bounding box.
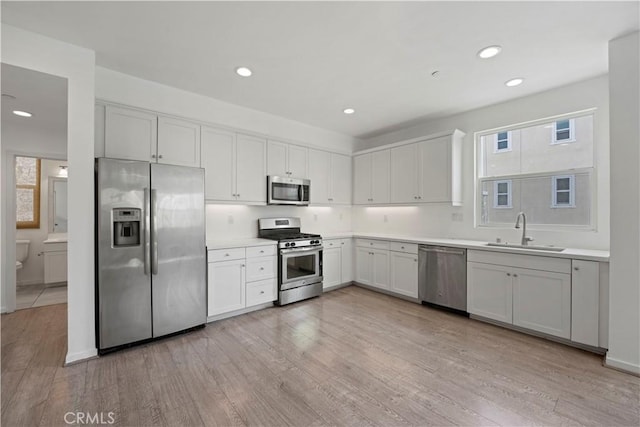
[267,176,310,205]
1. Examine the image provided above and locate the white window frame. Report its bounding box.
[493,180,512,209]
[494,131,511,153]
[551,174,576,208]
[552,119,575,144]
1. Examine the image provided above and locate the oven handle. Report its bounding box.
[280,246,323,255]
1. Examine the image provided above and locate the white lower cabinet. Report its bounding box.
[323,238,354,290]
[208,245,276,317]
[355,247,373,286]
[208,258,246,317]
[571,260,600,346]
[512,267,571,339]
[467,250,572,340]
[467,262,514,323]
[323,246,342,289]
[43,241,68,284]
[389,250,418,298]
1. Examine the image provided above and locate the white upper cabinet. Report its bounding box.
[418,134,459,203]
[309,150,352,205]
[105,105,157,162]
[353,150,390,205]
[157,116,201,167]
[390,143,419,203]
[201,127,236,201]
[201,127,266,203]
[235,134,267,203]
[267,140,308,178]
[362,129,464,206]
[104,105,201,167]
[309,149,331,204]
[331,153,352,204]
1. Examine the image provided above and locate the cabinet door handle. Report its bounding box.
[158,154,163,159]
[260,250,264,254]
[513,274,518,277]
[237,194,240,198]
[401,246,405,249]
[225,253,230,257]
[260,291,265,294]
[341,242,344,245]
[259,267,264,271]
[151,154,157,159]
[507,273,511,276]
[574,267,579,271]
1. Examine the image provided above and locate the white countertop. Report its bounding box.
[43,234,68,244]
[206,238,277,250]
[350,232,610,262]
[206,233,609,262]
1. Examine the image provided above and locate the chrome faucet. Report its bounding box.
[515,212,534,246]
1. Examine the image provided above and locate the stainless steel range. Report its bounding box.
[258,217,323,305]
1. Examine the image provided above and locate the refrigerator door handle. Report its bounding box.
[151,188,159,275]
[144,188,151,275]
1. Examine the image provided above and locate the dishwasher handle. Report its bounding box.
[419,246,466,256]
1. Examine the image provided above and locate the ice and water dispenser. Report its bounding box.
[112,208,141,247]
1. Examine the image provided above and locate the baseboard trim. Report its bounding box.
[17,279,43,286]
[207,302,274,323]
[64,348,98,366]
[605,355,640,376]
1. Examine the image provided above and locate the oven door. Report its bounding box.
[280,246,323,290]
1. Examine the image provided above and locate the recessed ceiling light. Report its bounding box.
[505,78,524,87]
[12,110,32,117]
[477,45,502,59]
[343,108,355,115]
[235,67,252,77]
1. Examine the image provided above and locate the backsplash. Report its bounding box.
[206,204,352,241]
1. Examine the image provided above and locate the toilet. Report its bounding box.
[16,239,30,270]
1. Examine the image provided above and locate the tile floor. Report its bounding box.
[16,283,67,310]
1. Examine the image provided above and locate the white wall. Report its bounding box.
[95,67,357,153]
[15,159,68,286]
[206,204,352,241]
[354,75,610,250]
[607,31,639,375]
[1,25,96,364]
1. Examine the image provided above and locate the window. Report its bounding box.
[552,175,575,208]
[16,157,41,229]
[494,180,512,208]
[553,119,575,144]
[477,112,594,228]
[495,131,511,152]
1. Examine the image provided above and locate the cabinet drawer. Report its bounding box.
[324,239,342,249]
[389,242,418,254]
[468,250,570,274]
[208,248,245,262]
[246,245,276,258]
[246,279,277,307]
[246,256,276,282]
[43,242,68,252]
[355,239,390,250]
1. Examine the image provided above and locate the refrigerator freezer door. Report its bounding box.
[97,158,152,350]
[150,163,206,337]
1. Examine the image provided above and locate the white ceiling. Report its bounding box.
[1,1,638,139]
[1,63,68,138]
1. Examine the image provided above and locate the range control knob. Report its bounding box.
[285,242,291,247]
[290,242,296,247]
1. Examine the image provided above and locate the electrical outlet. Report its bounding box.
[451,213,464,222]
[383,215,388,223]
[314,214,318,221]
[227,215,234,224]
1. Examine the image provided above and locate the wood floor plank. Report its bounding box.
[2,288,639,427]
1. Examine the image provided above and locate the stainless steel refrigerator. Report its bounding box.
[96,158,206,353]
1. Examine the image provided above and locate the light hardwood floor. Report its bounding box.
[2,286,639,426]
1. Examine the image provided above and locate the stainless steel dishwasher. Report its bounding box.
[419,245,468,314]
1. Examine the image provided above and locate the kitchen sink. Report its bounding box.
[485,242,566,252]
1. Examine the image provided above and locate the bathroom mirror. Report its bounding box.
[48,177,67,233]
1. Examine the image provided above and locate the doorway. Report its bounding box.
[2,63,69,312]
